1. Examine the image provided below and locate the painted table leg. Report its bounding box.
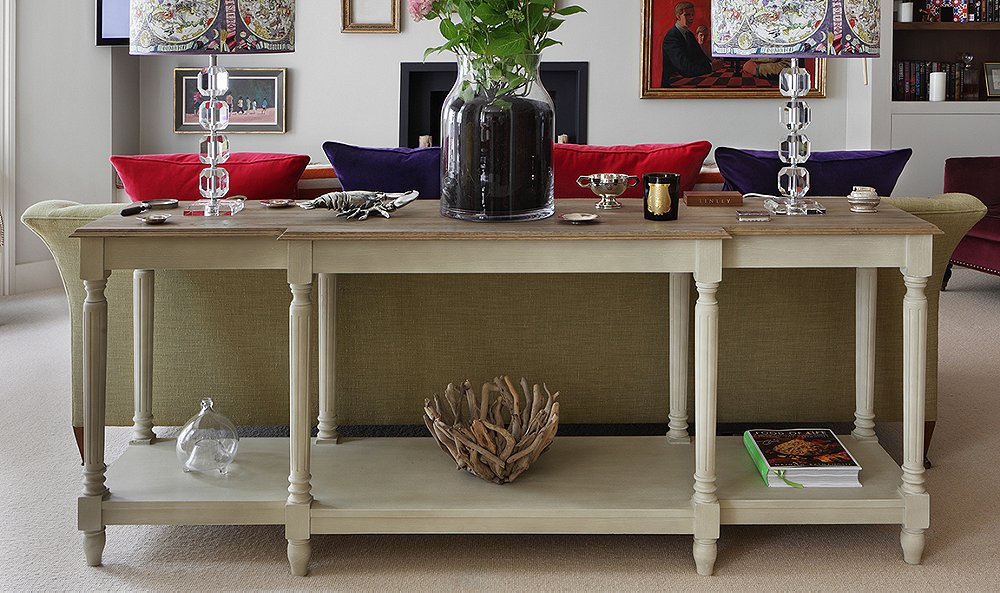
[852,268,878,442]
[900,273,929,565]
[287,246,314,576]
[131,269,155,444]
[692,278,720,576]
[316,273,339,444]
[668,272,691,444]
[80,270,110,566]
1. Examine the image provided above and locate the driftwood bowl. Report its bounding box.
[424,376,560,484]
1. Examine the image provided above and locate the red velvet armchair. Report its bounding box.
[943,156,1000,288]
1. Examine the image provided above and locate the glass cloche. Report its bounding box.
[175,398,239,474]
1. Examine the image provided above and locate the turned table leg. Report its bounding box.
[287,243,314,576]
[900,272,930,565]
[79,247,110,566]
[852,268,877,442]
[316,273,339,444]
[131,269,155,444]
[692,274,720,576]
[668,272,691,443]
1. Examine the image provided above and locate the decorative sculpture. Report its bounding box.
[424,376,560,484]
[298,190,419,220]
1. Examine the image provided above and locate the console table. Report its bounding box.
[71,198,938,576]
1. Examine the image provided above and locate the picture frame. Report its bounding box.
[985,63,1000,98]
[174,68,287,134]
[342,0,400,33]
[96,0,130,46]
[640,0,826,99]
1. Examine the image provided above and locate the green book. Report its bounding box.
[743,429,862,488]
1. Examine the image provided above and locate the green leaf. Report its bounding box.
[439,18,459,40]
[544,17,564,32]
[473,3,505,25]
[458,1,473,23]
[537,38,560,50]
[556,5,586,16]
[485,34,528,56]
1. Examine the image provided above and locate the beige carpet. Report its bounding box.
[2,268,999,591]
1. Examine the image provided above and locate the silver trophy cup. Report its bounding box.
[577,173,640,210]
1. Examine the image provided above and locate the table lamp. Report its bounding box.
[711,0,879,215]
[129,0,295,216]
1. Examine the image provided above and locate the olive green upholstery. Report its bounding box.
[22,194,986,431]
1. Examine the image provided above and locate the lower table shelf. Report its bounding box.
[102,435,907,532]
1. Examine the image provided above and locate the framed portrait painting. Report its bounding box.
[640,0,826,99]
[174,68,287,133]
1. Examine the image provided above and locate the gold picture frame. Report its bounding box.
[640,0,826,99]
[342,0,400,33]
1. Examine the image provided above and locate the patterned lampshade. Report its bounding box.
[711,0,879,58]
[130,0,295,55]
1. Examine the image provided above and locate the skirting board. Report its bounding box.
[15,259,60,294]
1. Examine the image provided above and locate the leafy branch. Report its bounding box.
[413,0,585,100]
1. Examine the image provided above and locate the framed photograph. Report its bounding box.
[174,68,287,134]
[640,0,826,99]
[342,0,400,33]
[985,63,1000,98]
[96,0,129,46]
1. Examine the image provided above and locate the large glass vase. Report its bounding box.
[440,54,555,222]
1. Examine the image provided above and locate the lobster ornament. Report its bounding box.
[298,190,419,220]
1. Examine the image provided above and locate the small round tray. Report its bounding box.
[261,199,295,208]
[559,212,600,224]
[136,213,171,225]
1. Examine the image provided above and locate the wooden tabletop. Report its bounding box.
[692,197,943,236]
[72,197,941,240]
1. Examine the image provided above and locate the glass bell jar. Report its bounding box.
[175,398,240,474]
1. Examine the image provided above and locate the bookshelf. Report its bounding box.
[867,9,1000,195]
[892,22,1000,101]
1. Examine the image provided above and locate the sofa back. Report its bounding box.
[944,156,1000,216]
[22,194,986,429]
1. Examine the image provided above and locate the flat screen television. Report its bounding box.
[97,0,129,46]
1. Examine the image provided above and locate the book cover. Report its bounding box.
[744,429,860,469]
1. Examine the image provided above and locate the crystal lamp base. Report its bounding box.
[763,197,826,216]
[182,198,246,217]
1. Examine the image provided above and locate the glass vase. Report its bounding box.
[175,398,240,474]
[440,53,555,222]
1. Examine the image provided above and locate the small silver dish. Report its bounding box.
[559,212,600,224]
[261,199,295,208]
[137,213,171,225]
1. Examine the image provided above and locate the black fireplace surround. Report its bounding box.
[399,61,589,149]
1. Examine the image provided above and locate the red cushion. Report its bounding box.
[111,153,311,202]
[553,141,712,199]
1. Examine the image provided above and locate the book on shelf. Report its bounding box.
[743,429,862,488]
[893,60,971,101]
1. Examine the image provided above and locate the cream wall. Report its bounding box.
[14,0,117,269]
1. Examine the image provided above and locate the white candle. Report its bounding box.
[929,71,947,102]
[899,2,913,21]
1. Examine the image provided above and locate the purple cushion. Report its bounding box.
[322,141,440,199]
[715,147,913,197]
